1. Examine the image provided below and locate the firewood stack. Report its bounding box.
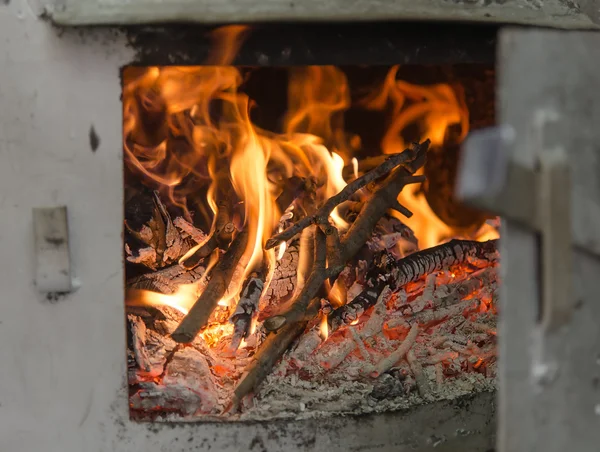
[125,139,500,421]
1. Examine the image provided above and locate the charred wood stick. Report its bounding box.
[336,167,427,265]
[265,140,430,249]
[151,191,169,262]
[181,198,235,270]
[390,198,416,218]
[263,141,430,332]
[124,190,171,266]
[329,239,498,330]
[171,229,248,343]
[264,228,326,331]
[228,267,267,352]
[231,322,304,410]
[319,222,342,271]
[328,251,396,331]
[294,226,316,294]
[342,154,389,180]
[230,298,320,410]
[338,200,364,222]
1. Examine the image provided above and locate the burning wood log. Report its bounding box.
[263,140,431,332]
[263,227,327,332]
[342,154,389,180]
[328,238,498,330]
[228,267,267,352]
[230,298,321,410]
[171,229,248,343]
[230,221,330,408]
[260,241,299,313]
[328,251,396,331]
[264,140,430,250]
[126,263,205,294]
[181,198,235,270]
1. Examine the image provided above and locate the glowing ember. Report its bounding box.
[201,322,234,348]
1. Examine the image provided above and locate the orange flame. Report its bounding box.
[319,315,329,341]
[362,66,472,248]
[285,66,350,148]
[205,25,251,65]
[124,34,499,335]
[126,283,200,315]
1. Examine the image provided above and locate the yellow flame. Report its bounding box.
[249,316,258,335]
[362,65,470,247]
[319,316,329,341]
[284,66,350,148]
[201,322,234,348]
[327,279,346,308]
[475,222,500,242]
[126,283,200,315]
[351,157,359,180]
[277,241,287,261]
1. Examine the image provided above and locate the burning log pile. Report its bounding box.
[122,63,499,421]
[124,142,499,421]
[126,238,498,420]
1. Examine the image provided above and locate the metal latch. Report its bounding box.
[456,124,573,331]
[33,206,73,294]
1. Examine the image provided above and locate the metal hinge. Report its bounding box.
[456,123,574,331]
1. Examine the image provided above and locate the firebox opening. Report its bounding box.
[123,64,499,422]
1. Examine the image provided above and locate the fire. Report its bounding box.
[362,66,473,248]
[276,241,287,261]
[124,50,499,342]
[123,31,503,419]
[284,66,350,148]
[319,315,329,341]
[126,283,200,315]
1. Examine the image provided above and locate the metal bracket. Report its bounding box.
[456,125,574,331]
[33,206,73,294]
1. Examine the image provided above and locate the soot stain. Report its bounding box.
[46,292,68,303]
[89,125,100,152]
[45,236,65,246]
